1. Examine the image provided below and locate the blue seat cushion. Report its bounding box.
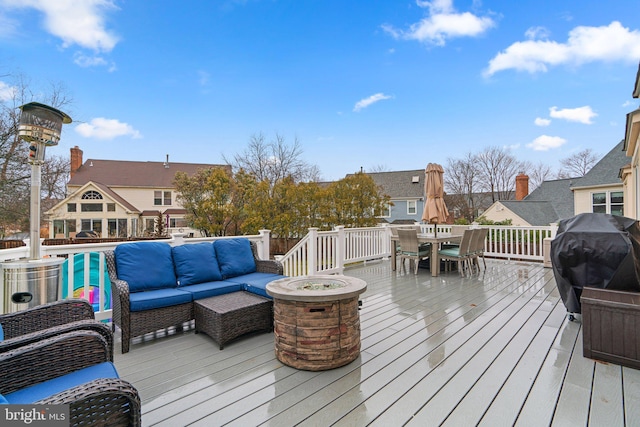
[0,394,7,404]
[172,243,223,286]
[4,362,118,404]
[227,272,287,299]
[214,239,257,279]
[129,288,193,312]
[116,242,176,291]
[180,281,243,300]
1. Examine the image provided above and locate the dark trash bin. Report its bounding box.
[550,213,640,314]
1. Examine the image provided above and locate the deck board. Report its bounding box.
[112,259,636,426]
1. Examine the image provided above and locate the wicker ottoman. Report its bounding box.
[194,292,273,350]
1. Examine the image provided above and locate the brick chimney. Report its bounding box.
[515,173,529,201]
[70,146,83,179]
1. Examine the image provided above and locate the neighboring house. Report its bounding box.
[46,147,229,238]
[622,63,640,220]
[364,170,426,224]
[483,177,576,226]
[482,140,628,226]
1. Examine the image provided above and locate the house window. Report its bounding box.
[81,191,103,200]
[169,217,188,228]
[107,203,115,212]
[81,203,103,212]
[52,219,76,237]
[592,191,624,216]
[108,219,128,237]
[407,200,417,215]
[382,203,391,218]
[154,191,172,206]
[145,218,155,234]
[67,203,76,212]
[80,219,102,236]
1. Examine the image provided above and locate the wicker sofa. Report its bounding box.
[0,329,140,426]
[106,238,285,353]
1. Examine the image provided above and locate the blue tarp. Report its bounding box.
[61,252,112,312]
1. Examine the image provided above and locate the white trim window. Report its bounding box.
[407,200,417,215]
[592,191,624,216]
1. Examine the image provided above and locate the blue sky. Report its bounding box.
[1,0,639,181]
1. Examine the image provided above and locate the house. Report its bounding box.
[46,147,229,238]
[622,63,640,220]
[363,169,426,224]
[482,140,628,226]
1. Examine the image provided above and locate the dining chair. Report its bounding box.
[437,229,474,276]
[397,228,431,274]
[469,228,489,272]
[390,227,402,255]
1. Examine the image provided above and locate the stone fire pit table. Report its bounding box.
[266,275,367,371]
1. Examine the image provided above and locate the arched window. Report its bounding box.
[82,191,103,200]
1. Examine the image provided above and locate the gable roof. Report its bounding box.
[68,159,230,188]
[524,177,576,222]
[570,140,627,189]
[361,170,425,199]
[497,200,561,226]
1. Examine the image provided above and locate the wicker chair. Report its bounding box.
[397,228,431,274]
[438,229,474,276]
[106,241,283,354]
[0,299,113,360]
[0,330,141,426]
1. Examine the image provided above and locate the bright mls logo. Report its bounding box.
[2,405,69,426]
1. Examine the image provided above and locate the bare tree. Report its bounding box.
[475,146,524,202]
[224,132,320,188]
[557,149,599,178]
[522,161,555,192]
[367,164,390,173]
[0,72,73,234]
[445,153,479,222]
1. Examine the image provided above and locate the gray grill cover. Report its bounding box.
[550,213,640,313]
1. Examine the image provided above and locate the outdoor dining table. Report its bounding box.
[390,233,463,277]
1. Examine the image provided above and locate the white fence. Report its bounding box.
[278,224,555,276]
[0,231,272,320]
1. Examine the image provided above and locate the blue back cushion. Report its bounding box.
[214,238,257,279]
[172,243,222,286]
[115,242,176,291]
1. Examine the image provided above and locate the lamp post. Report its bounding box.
[18,102,72,259]
[0,103,72,314]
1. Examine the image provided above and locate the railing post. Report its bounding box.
[335,225,345,274]
[172,233,186,247]
[308,228,318,275]
[259,229,271,260]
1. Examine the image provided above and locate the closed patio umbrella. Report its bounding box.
[422,163,449,236]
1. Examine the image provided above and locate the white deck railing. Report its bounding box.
[278,223,555,276]
[0,231,272,320]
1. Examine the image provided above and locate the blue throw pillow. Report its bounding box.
[172,243,222,286]
[115,242,176,292]
[214,238,257,279]
[0,323,3,341]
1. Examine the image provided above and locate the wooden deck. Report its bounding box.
[113,259,640,426]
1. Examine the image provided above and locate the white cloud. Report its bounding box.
[382,0,495,46]
[73,52,108,67]
[622,100,634,107]
[353,93,392,112]
[0,81,17,101]
[75,118,142,140]
[527,135,567,151]
[1,0,119,52]
[534,117,551,127]
[549,106,597,124]
[484,21,640,77]
[525,26,550,40]
[198,70,210,87]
